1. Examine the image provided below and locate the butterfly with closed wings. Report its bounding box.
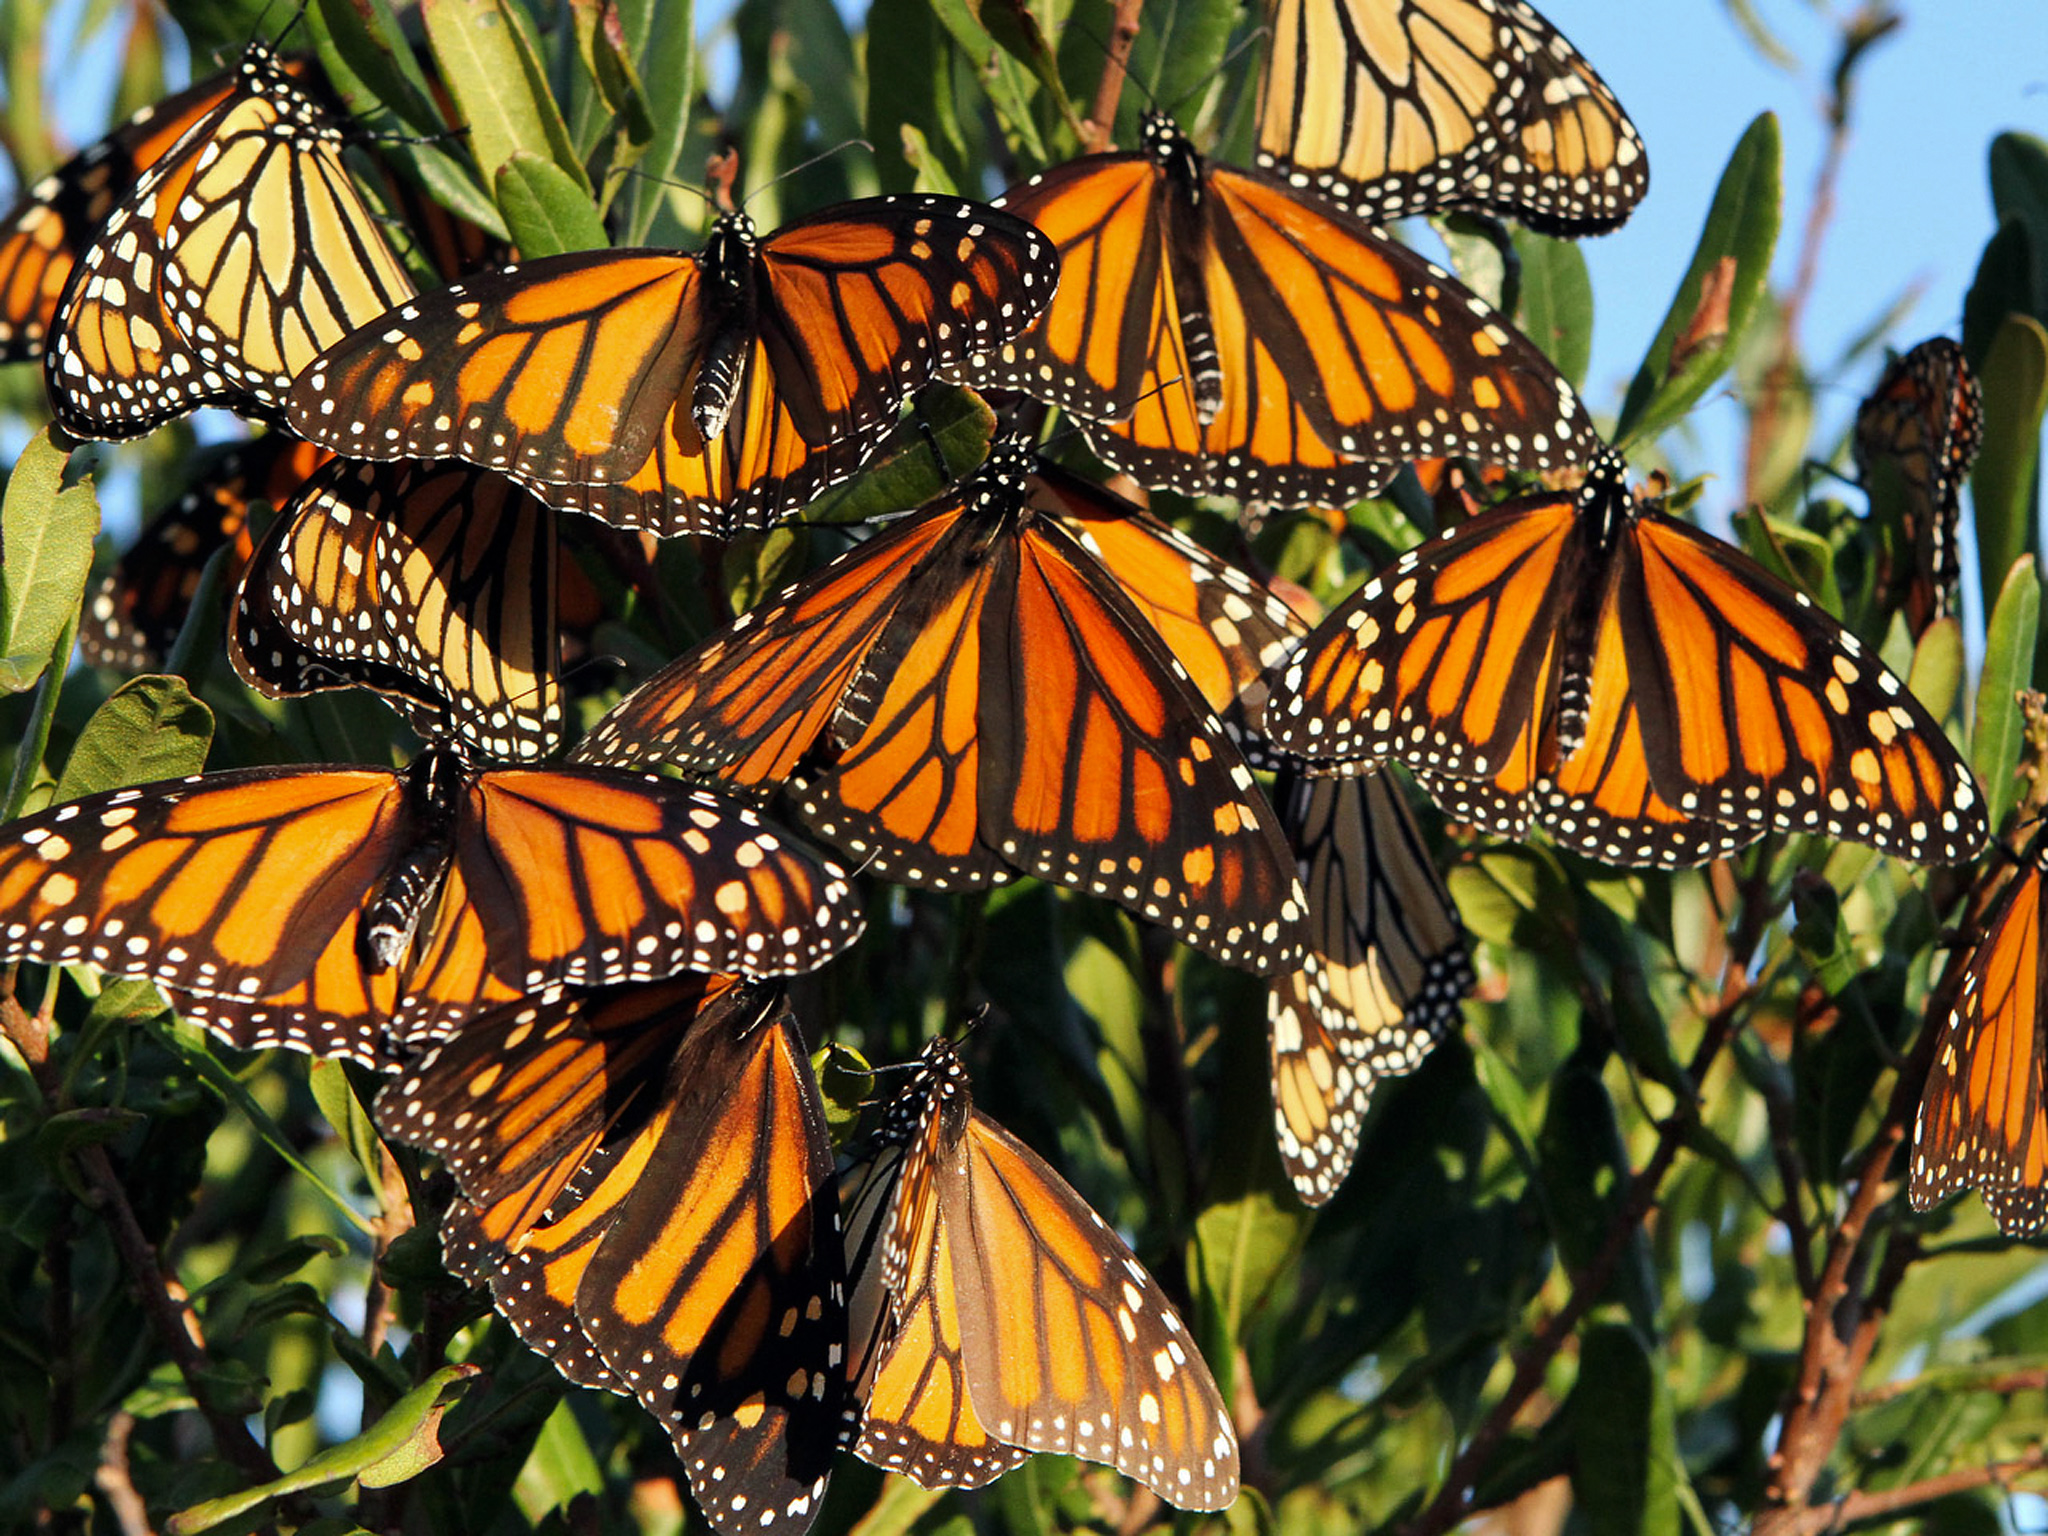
[1268,450,1988,868]
[1854,335,1984,634]
[1911,827,2048,1237]
[378,978,852,1535]
[287,197,1058,535]
[841,1036,1238,1507]
[46,42,421,438]
[230,456,572,762]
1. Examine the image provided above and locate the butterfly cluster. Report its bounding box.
[0,0,2009,1525]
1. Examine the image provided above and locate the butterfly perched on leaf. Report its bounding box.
[82,432,331,671]
[573,437,1308,975]
[287,197,1059,535]
[1254,0,1648,235]
[230,457,571,762]
[1268,450,1989,868]
[841,1036,1239,1507]
[1029,473,1474,1199]
[965,109,1598,508]
[1854,336,1983,634]
[0,744,863,1064]
[44,42,420,438]
[1911,830,2048,1236]
[379,979,852,1535]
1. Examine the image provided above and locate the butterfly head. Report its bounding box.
[700,211,762,297]
[1140,109,1203,189]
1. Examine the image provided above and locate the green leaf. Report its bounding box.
[494,152,610,256]
[1974,556,2040,832]
[422,0,591,195]
[308,1061,388,1204]
[1570,1325,1680,1536]
[0,431,98,693]
[2,610,76,821]
[1615,114,1781,448]
[1962,217,2034,368]
[1989,131,2048,318]
[568,0,656,208]
[1971,312,2048,615]
[868,0,972,193]
[512,1399,605,1516]
[1537,1061,1656,1335]
[801,387,996,524]
[53,677,213,802]
[1514,228,1594,389]
[146,1018,376,1237]
[928,0,1074,147]
[168,1365,478,1530]
[622,0,698,242]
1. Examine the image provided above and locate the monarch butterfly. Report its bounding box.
[285,198,1060,535]
[1034,478,1475,1199]
[1910,833,2048,1236]
[1267,768,1473,1203]
[0,745,863,1064]
[379,979,852,1534]
[0,55,319,365]
[1254,0,1648,235]
[82,432,332,671]
[572,438,1309,975]
[841,1036,1239,1507]
[962,110,1597,508]
[1854,336,1983,633]
[46,42,419,438]
[230,457,569,762]
[1267,451,1989,868]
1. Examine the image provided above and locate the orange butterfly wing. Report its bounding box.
[848,1040,1238,1508]
[1266,768,1473,1203]
[984,113,1597,507]
[575,989,851,1536]
[377,979,729,1392]
[1854,336,1983,630]
[844,1138,1033,1489]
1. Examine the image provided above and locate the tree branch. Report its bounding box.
[1764,1447,2048,1535]
[1082,0,1143,154]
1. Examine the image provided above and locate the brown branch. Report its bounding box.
[1082,0,1143,154]
[75,1144,290,1495]
[94,1412,154,1536]
[1755,843,2005,1529]
[1763,1447,2048,1536]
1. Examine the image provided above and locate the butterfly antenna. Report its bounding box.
[738,139,877,212]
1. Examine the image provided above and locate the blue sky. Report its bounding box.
[1561,2,2047,481]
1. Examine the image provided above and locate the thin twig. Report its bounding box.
[1082,0,1144,153]
[1742,7,1900,505]
[75,1144,289,1494]
[1764,1447,2048,1535]
[95,1412,154,1536]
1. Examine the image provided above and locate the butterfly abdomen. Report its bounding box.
[691,214,763,442]
[1150,113,1225,424]
[361,747,463,968]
